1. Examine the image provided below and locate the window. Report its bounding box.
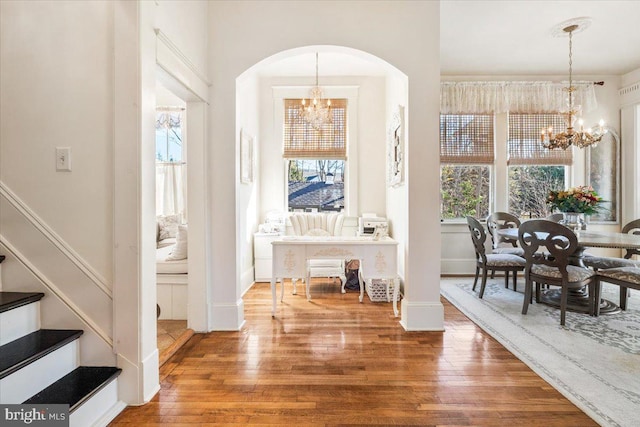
[439,112,574,220]
[155,108,186,219]
[440,114,494,220]
[288,160,345,212]
[284,99,347,212]
[156,109,183,162]
[507,113,569,218]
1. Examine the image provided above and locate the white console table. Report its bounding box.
[271,236,399,317]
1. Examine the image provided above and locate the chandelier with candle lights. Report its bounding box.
[300,52,332,130]
[541,22,606,150]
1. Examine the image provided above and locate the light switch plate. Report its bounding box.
[56,147,71,171]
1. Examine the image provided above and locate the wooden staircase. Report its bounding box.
[0,256,123,426]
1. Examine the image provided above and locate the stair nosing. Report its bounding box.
[69,367,122,413]
[23,366,122,413]
[0,329,84,379]
[0,292,46,314]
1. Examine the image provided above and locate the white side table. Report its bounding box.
[254,232,282,282]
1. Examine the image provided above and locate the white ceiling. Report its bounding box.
[441,0,640,76]
[256,1,640,79]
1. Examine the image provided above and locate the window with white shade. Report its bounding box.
[283,99,347,212]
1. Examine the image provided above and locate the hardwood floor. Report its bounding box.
[111,279,597,426]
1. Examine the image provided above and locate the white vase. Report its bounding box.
[561,212,586,231]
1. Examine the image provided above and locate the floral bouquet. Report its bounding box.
[547,185,602,215]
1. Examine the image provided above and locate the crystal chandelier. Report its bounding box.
[300,52,332,130]
[541,24,605,150]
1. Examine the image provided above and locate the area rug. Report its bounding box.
[441,277,640,427]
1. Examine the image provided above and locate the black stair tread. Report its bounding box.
[0,329,83,379]
[0,255,5,263]
[0,291,45,314]
[24,366,122,412]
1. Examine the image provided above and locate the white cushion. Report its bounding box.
[156,245,188,274]
[157,237,176,249]
[305,228,331,237]
[166,225,188,261]
[158,214,180,240]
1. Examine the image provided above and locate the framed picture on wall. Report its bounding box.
[387,105,404,187]
[240,129,254,184]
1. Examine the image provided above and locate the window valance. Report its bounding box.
[440,81,598,114]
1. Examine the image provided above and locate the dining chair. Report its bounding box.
[485,212,525,257]
[466,216,525,298]
[583,219,640,270]
[594,267,640,315]
[518,219,597,326]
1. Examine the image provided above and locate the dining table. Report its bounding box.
[497,227,640,315]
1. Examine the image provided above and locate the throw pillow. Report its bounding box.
[158,214,180,240]
[166,225,188,261]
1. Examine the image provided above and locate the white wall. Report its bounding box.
[385,73,410,284]
[0,0,113,280]
[209,0,442,331]
[620,67,640,224]
[258,75,387,221]
[236,74,260,295]
[155,0,209,78]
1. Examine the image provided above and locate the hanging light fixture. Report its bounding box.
[541,22,606,150]
[300,52,332,130]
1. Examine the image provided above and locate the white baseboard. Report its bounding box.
[399,300,445,331]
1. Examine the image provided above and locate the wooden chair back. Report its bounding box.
[622,219,640,259]
[518,219,578,279]
[466,216,488,263]
[486,212,520,249]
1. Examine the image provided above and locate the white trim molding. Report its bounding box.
[619,81,640,107]
[0,182,111,298]
[0,239,112,346]
[154,29,210,103]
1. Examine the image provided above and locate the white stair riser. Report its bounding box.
[70,379,124,427]
[0,302,41,346]
[0,340,79,403]
[69,378,126,427]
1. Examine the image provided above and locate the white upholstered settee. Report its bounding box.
[288,212,347,294]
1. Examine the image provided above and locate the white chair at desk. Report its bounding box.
[288,212,347,294]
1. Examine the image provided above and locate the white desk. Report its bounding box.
[271,236,400,317]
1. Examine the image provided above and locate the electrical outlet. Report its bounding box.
[56,147,71,171]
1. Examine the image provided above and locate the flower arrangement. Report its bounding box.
[547,185,602,215]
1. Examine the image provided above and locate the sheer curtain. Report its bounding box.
[156,162,187,221]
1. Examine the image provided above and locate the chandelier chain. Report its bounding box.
[299,52,332,131]
[540,24,605,150]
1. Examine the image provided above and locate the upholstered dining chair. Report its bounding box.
[467,216,525,298]
[486,212,525,257]
[594,267,640,315]
[518,219,597,326]
[584,219,640,271]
